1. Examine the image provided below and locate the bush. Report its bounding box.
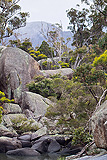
[27,78,55,98]
[11,117,39,134]
[0,91,14,123]
[72,127,93,146]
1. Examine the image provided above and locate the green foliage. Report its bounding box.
[58,61,70,68]
[8,38,33,52]
[98,33,107,51]
[11,117,39,134]
[0,0,29,41]
[37,41,54,58]
[28,48,47,61]
[68,45,97,69]
[57,157,65,160]
[0,91,14,123]
[49,73,62,79]
[93,50,107,71]
[67,0,107,47]
[0,97,14,103]
[72,127,93,146]
[33,75,45,82]
[73,63,106,104]
[73,63,106,86]
[27,78,55,98]
[0,91,5,97]
[50,65,60,70]
[42,61,48,67]
[27,74,101,129]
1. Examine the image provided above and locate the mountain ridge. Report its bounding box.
[8,21,73,49]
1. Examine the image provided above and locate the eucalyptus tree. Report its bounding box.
[41,23,71,62]
[67,0,107,69]
[0,0,29,44]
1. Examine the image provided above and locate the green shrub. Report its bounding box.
[72,127,93,146]
[58,61,70,68]
[0,91,14,123]
[42,61,48,66]
[33,75,44,82]
[27,78,55,98]
[11,117,39,134]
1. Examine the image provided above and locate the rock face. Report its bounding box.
[91,100,107,149]
[0,46,41,104]
[40,68,73,79]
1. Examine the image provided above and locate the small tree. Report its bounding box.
[37,41,54,58]
[73,63,106,104]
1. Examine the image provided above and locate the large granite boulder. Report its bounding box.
[48,139,61,153]
[40,68,73,79]
[22,91,54,118]
[91,100,107,149]
[0,124,16,137]
[31,127,47,140]
[0,46,42,104]
[6,148,40,156]
[3,103,22,114]
[0,136,22,153]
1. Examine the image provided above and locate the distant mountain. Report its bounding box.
[8,21,73,49]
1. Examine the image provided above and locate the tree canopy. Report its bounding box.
[0,0,29,44]
[67,0,107,48]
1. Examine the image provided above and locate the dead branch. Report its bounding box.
[66,141,95,160]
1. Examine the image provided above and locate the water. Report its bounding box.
[0,153,64,160]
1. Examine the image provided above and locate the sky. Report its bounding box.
[18,0,87,31]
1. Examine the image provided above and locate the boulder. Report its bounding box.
[18,134,31,141]
[40,68,73,79]
[3,103,22,114]
[91,100,107,149]
[31,138,51,153]
[31,127,47,140]
[6,148,40,156]
[0,136,22,153]
[0,46,42,104]
[38,57,60,70]
[48,139,61,153]
[22,91,53,118]
[2,114,27,128]
[0,124,16,137]
[20,140,32,148]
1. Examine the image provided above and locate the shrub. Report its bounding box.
[58,61,70,68]
[0,91,14,123]
[72,127,93,146]
[11,117,39,134]
[27,78,55,98]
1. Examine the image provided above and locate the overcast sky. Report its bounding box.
[18,0,86,31]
